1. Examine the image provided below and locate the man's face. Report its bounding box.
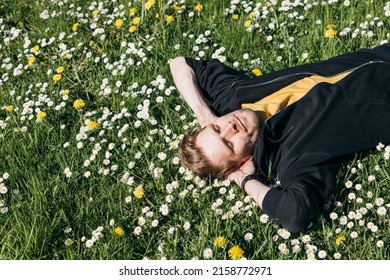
[196,108,260,170]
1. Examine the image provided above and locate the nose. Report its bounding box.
[221,121,238,138]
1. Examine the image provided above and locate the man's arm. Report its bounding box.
[170,57,217,127]
[229,161,271,208]
[238,174,271,209]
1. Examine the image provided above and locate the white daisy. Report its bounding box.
[376,240,384,248]
[301,235,311,243]
[329,212,338,220]
[167,227,175,235]
[350,231,358,239]
[318,250,327,259]
[151,219,159,227]
[339,216,348,225]
[259,214,269,223]
[244,233,253,241]
[292,245,301,253]
[377,206,387,216]
[307,253,316,260]
[371,225,379,233]
[183,221,191,231]
[0,185,8,194]
[85,239,94,248]
[375,198,384,206]
[64,238,73,246]
[134,226,142,235]
[345,181,353,188]
[203,248,213,259]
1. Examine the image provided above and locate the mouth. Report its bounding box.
[235,115,247,131]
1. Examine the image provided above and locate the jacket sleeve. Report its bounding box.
[320,44,390,75]
[184,57,249,116]
[262,163,340,232]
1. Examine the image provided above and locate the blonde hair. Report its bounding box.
[179,127,237,179]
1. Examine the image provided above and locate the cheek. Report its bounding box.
[234,137,249,151]
[240,137,255,154]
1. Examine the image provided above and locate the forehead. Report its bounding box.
[196,125,232,164]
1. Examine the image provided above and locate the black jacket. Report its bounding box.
[185,44,390,232]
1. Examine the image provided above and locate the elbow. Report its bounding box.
[169,56,186,72]
[277,200,320,233]
[266,191,320,233]
[278,212,312,233]
[169,56,195,85]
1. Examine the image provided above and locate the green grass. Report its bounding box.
[0,0,389,260]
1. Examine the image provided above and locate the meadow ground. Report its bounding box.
[0,0,389,260]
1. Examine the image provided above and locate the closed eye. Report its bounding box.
[212,125,233,152]
[225,139,234,151]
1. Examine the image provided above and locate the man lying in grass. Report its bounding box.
[170,44,390,232]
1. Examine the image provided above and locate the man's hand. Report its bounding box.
[199,113,217,128]
[228,159,270,209]
[228,158,255,186]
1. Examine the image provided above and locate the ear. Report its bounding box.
[238,156,253,170]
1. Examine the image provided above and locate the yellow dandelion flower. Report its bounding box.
[133,186,144,199]
[61,89,70,95]
[155,13,160,19]
[56,66,64,73]
[28,56,36,66]
[325,28,337,38]
[244,20,252,27]
[53,74,62,84]
[213,236,227,248]
[228,245,244,260]
[335,236,346,246]
[128,25,137,33]
[132,17,141,25]
[92,10,99,17]
[326,24,336,29]
[249,12,256,19]
[36,112,46,119]
[166,15,175,24]
[89,40,94,46]
[251,68,262,76]
[87,120,99,131]
[73,99,86,109]
[232,14,239,20]
[31,45,40,53]
[145,0,155,10]
[5,105,14,112]
[173,4,182,12]
[195,3,203,12]
[114,19,124,28]
[129,8,137,15]
[72,23,80,32]
[113,227,125,236]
